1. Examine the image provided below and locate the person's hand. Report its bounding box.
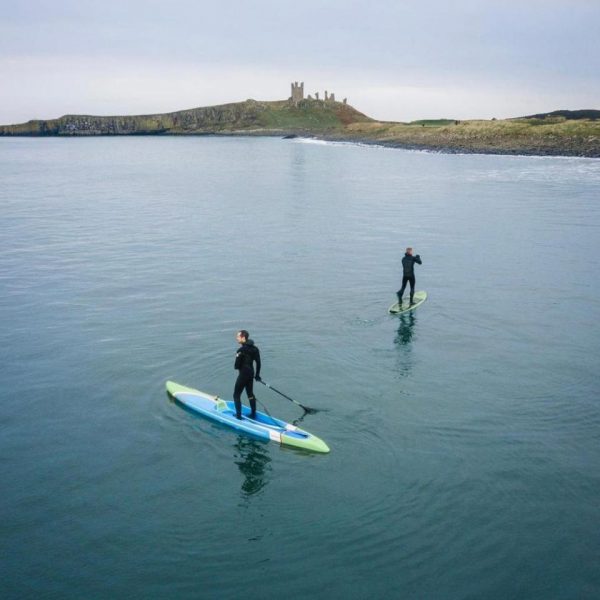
[255,375,262,382]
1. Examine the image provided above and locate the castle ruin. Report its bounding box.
[290,82,347,106]
[291,82,304,104]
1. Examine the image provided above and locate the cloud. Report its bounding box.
[2,54,599,125]
[0,55,294,122]
[1,1,599,123]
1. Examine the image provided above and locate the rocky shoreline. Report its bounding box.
[316,135,600,158]
[225,130,600,158]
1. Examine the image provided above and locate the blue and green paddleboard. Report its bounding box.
[389,290,427,314]
[166,381,330,454]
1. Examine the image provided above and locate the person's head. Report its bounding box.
[236,330,249,344]
[406,247,413,255]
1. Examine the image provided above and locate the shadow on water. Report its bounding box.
[291,412,309,427]
[233,437,272,500]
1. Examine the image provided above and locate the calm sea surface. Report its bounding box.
[1,136,599,599]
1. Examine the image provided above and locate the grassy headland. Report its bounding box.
[336,115,600,157]
[1,99,598,157]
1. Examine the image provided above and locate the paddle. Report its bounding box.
[257,379,318,414]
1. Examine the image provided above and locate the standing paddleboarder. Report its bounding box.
[233,330,262,420]
[397,247,422,306]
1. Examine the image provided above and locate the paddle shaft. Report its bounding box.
[258,380,316,413]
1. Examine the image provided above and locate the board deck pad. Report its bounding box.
[389,290,427,314]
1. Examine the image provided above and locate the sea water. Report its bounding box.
[1,136,599,599]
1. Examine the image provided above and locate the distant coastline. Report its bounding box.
[1,98,599,158]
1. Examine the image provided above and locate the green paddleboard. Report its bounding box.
[389,290,427,314]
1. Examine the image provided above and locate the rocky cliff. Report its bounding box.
[0,99,372,136]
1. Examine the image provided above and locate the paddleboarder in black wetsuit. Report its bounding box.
[233,330,262,420]
[397,247,422,306]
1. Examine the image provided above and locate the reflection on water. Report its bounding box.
[233,437,271,499]
[394,312,416,378]
[394,312,416,346]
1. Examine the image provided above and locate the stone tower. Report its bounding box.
[291,81,304,105]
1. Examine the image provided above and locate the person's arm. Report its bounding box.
[254,348,262,380]
[415,254,422,265]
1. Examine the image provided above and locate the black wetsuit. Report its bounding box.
[397,253,422,303]
[233,340,261,419]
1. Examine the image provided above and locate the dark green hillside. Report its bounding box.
[521,109,600,121]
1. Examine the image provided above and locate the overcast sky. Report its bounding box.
[1,0,599,124]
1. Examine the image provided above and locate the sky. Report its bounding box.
[1,0,599,124]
